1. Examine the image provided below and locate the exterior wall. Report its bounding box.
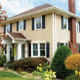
[11,13,53,62]
[54,14,70,52]
[77,33,80,43]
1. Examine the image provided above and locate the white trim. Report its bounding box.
[34,16,42,30]
[52,13,56,57]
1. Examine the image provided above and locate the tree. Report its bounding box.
[0,3,8,23]
[51,46,74,79]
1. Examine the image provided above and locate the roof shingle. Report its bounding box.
[10,4,52,18]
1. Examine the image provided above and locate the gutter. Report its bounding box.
[1,6,80,24]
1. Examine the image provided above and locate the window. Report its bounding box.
[78,44,80,53]
[33,43,38,56]
[6,24,10,33]
[35,16,42,30]
[32,43,46,57]
[57,42,68,48]
[76,22,80,32]
[40,43,45,56]
[19,21,24,31]
[62,16,68,30]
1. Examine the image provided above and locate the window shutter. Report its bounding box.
[4,25,6,34]
[32,18,34,30]
[79,22,80,32]
[16,22,19,31]
[68,18,70,30]
[10,23,12,32]
[42,15,45,29]
[46,42,50,58]
[28,43,31,57]
[61,16,64,29]
[24,20,26,30]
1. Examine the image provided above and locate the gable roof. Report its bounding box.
[1,3,80,24]
[8,32,26,39]
[11,4,52,18]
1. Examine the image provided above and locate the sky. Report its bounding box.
[0,0,80,18]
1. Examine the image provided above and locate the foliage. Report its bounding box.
[65,54,80,71]
[0,55,6,67]
[37,63,56,80]
[51,46,74,79]
[65,75,80,80]
[6,58,48,72]
[0,71,37,80]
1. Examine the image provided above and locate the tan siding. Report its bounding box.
[12,14,53,62]
[54,14,70,50]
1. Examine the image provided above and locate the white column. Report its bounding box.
[6,44,10,62]
[17,43,22,60]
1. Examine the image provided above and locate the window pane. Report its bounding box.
[33,44,38,49]
[6,24,10,33]
[19,21,23,31]
[36,17,41,29]
[33,50,38,56]
[63,18,68,29]
[40,43,45,56]
[40,43,45,49]
[40,50,45,56]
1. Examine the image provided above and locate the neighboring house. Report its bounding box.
[0,0,79,62]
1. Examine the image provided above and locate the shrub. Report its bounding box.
[0,55,6,67]
[65,54,80,76]
[65,54,80,71]
[7,58,48,72]
[51,46,74,79]
[65,75,80,80]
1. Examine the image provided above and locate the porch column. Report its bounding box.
[17,43,22,60]
[6,44,10,62]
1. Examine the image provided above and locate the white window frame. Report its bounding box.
[63,17,68,30]
[31,42,46,58]
[6,24,10,33]
[76,22,80,33]
[34,16,42,30]
[19,21,24,31]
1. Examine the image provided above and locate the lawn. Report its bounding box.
[0,71,36,80]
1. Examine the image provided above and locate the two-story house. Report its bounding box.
[0,0,80,62]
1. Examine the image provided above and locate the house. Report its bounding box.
[0,0,79,62]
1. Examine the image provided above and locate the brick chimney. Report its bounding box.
[68,0,78,53]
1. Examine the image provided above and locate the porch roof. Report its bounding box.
[2,32,28,44]
[8,32,26,39]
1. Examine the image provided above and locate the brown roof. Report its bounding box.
[9,32,26,39]
[10,4,52,18]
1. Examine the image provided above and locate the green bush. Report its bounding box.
[65,75,80,80]
[0,55,6,67]
[7,58,48,72]
[51,46,74,79]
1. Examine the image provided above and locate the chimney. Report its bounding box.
[68,0,75,13]
[68,0,78,53]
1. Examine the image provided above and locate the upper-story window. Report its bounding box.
[35,16,42,30]
[76,22,80,32]
[61,16,69,30]
[32,15,45,30]
[19,21,24,31]
[6,24,10,33]
[16,20,26,31]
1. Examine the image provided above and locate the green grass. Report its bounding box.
[0,71,36,80]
